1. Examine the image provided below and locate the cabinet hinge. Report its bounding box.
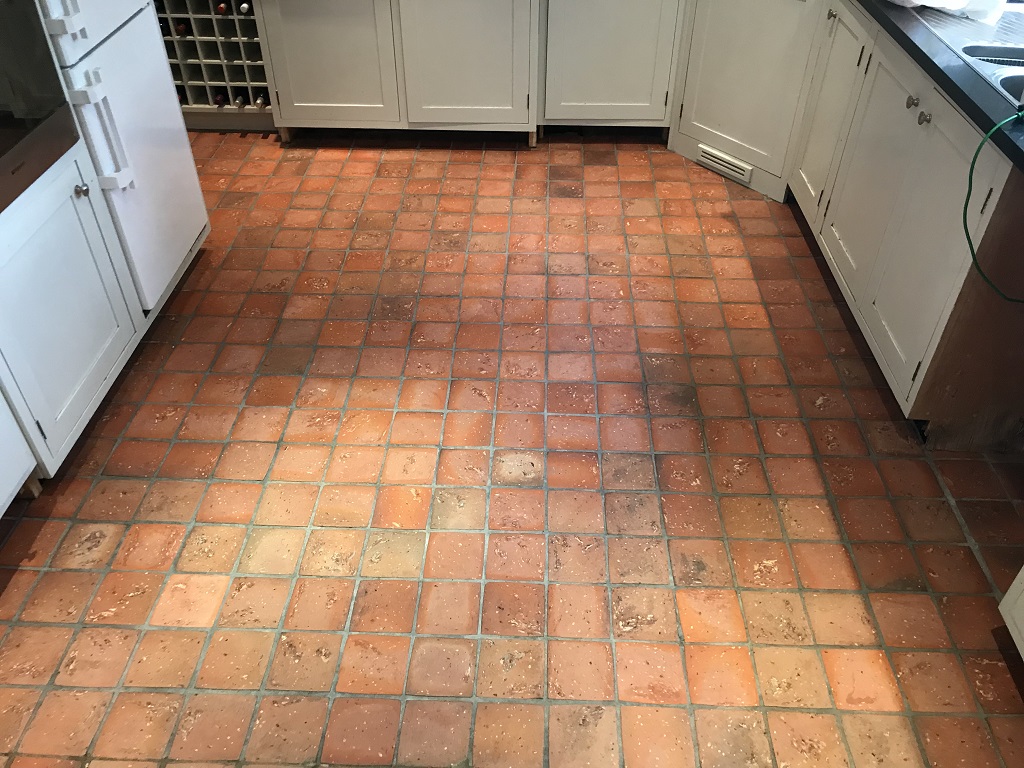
[980,187,995,216]
[856,45,865,68]
[35,420,47,441]
[911,360,923,383]
[664,91,669,107]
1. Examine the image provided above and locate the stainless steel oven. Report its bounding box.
[0,0,79,213]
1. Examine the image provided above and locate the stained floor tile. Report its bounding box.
[0,129,1021,766]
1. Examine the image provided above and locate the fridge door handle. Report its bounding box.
[68,71,136,192]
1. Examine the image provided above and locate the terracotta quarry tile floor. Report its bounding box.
[0,129,1023,766]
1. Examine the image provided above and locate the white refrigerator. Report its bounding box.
[39,0,209,310]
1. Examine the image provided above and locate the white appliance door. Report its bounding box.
[65,4,209,310]
[38,0,149,67]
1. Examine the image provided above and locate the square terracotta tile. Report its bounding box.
[473,704,544,768]
[695,710,773,768]
[621,707,695,768]
[321,698,401,766]
[18,690,110,756]
[549,705,620,768]
[754,646,832,708]
[741,591,814,645]
[169,693,255,760]
[197,629,273,689]
[125,630,205,687]
[616,642,687,704]
[548,640,615,700]
[396,701,471,768]
[336,635,410,695]
[686,645,758,706]
[406,637,476,696]
[822,648,903,711]
[92,691,182,759]
[284,577,354,631]
[768,712,850,768]
[477,639,545,699]
[892,651,975,712]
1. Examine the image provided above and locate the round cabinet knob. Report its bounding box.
[906,96,921,109]
[827,9,838,20]
[918,111,933,125]
[74,184,90,198]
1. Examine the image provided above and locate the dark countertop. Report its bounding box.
[854,0,1024,170]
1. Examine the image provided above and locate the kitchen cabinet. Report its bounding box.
[544,0,682,123]
[256,0,402,125]
[790,0,875,221]
[0,147,134,475]
[673,0,819,198]
[860,88,1005,395]
[818,40,924,302]
[0,395,35,514]
[1001,568,1024,655]
[812,31,1010,404]
[399,0,532,125]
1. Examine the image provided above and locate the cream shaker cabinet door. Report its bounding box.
[0,395,35,514]
[258,0,401,124]
[0,152,133,466]
[861,93,1006,397]
[790,1,874,221]
[399,0,532,125]
[545,0,681,121]
[818,44,924,302]
[679,0,819,176]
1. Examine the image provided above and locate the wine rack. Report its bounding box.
[156,0,275,131]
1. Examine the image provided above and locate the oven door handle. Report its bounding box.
[68,74,135,192]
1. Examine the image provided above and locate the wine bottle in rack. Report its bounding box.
[239,3,251,14]
[253,89,269,109]
[212,87,229,107]
[216,3,231,15]
[173,19,192,36]
[233,93,249,108]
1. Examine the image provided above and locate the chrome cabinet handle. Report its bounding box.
[918,111,932,125]
[906,96,921,109]
[827,9,838,20]
[74,184,90,198]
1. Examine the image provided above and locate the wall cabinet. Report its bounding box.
[544,0,682,122]
[258,0,402,125]
[790,1,875,220]
[399,0,532,125]
[673,0,819,196]
[0,148,134,475]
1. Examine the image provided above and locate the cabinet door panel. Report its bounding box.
[545,0,680,121]
[259,0,401,124]
[400,0,531,124]
[679,0,818,175]
[818,48,921,301]
[863,94,1003,394]
[791,3,873,218]
[0,396,35,514]
[0,158,132,457]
